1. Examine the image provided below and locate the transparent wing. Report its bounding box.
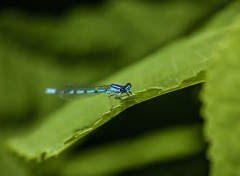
[56,85,110,100]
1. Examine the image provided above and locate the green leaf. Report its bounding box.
[0,130,29,176]
[201,14,240,176]
[0,1,215,60]
[6,1,239,160]
[61,125,203,176]
[0,0,217,122]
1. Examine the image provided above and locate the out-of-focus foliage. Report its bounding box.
[0,1,214,59]
[201,17,240,176]
[0,0,239,176]
[61,125,203,176]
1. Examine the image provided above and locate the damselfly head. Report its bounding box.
[122,83,132,94]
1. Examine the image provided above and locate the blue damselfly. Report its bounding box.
[45,83,132,110]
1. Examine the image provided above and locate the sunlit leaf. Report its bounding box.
[7,19,232,161]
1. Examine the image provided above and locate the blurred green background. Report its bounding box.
[0,0,234,175]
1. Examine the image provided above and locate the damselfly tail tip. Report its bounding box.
[45,88,57,94]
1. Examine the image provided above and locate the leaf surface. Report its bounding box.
[201,12,240,176]
[7,1,240,160]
